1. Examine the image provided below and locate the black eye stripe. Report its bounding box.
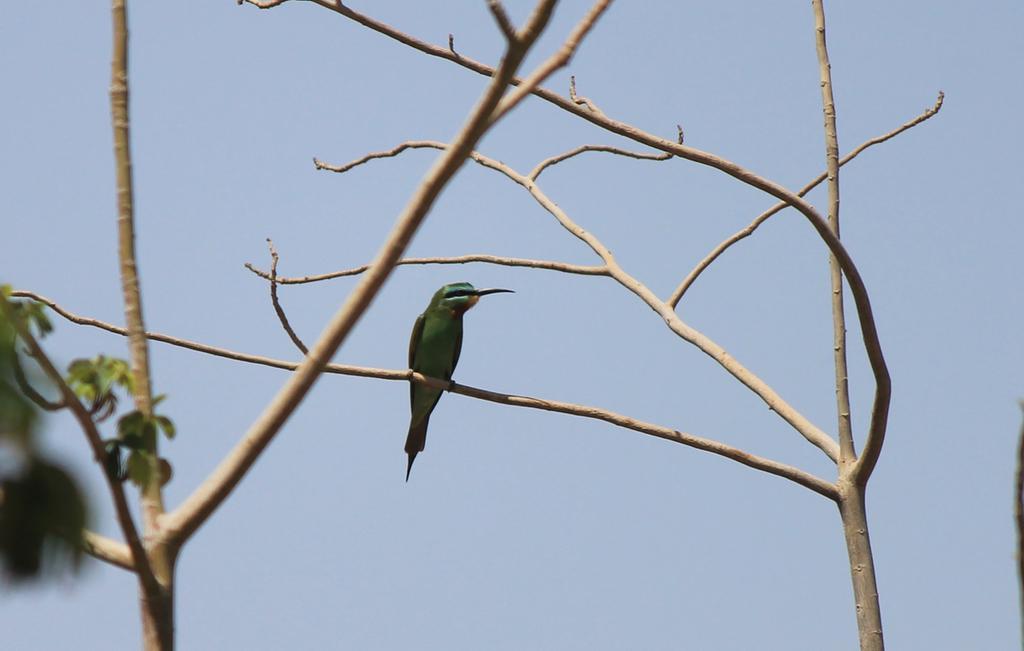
[444,289,473,298]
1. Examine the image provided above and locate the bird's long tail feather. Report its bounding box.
[405,415,430,482]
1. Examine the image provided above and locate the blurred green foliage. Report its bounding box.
[0,287,88,581]
[0,287,177,579]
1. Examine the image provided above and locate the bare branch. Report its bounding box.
[308,0,892,466]
[11,291,836,500]
[670,211,777,307]
[246,254,608,285]
[487,0,517,41]
[111,0,154,422]
[314,140,452,174]
[161,0,569,546]
[316,138,670,184]
[668,91,944,308]
[449,380,838,500]
[315,138,841,460]
[844,91,944,159]
[0,294,159,596]
[811,0,855,466]
[264,239,309,354]
[82,530,133,571]
[12,290,323,374]
[529,144,671,181]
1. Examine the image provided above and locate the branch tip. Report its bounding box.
[487,0,517,41]
[263,240,309,355]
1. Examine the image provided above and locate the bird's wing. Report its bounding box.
[408,312,425,407]
[448,328,463,380]
[409,313,425,368]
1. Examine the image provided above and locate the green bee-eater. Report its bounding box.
[405,282,513,480]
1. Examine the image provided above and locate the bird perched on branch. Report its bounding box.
[405,282,513,481]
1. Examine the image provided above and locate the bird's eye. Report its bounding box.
[445,289,471,299]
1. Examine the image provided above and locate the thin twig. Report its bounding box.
[11,351,64,411]
[569,75,606,117]
[308,0,893,468]
[246,254,608,285]
[238,0,289,8]
[1016,403,1024,647]
[162,0,572,546]
[489,0,611,125]
[529,144,671,181]
[264,239,309,354]
[0,295,159,596]
[668,91,945,308]
[9,290,837,500]
[314,140,453,174]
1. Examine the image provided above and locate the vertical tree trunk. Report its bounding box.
[141,577,175,651]
[111,1,172,647]
[838,481,884,651]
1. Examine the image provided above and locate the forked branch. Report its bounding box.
[302,0,891,475]
[263,239,309,355]
[668,91,944,307]
[315,141,839,461]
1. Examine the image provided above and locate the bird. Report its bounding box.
[405,282,513,480]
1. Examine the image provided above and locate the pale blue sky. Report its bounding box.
[2,1,1022,649]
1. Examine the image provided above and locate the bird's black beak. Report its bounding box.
[473,288,514,297]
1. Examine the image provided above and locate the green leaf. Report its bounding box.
[117,410,146,449]
[65,356,133,416]
[117,409,145,436]
[155,415,176,440]
[125,450,153,488]
[0,457,88,580]
[66,358,93,381]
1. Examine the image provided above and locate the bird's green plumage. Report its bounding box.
[404,282,512,480]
